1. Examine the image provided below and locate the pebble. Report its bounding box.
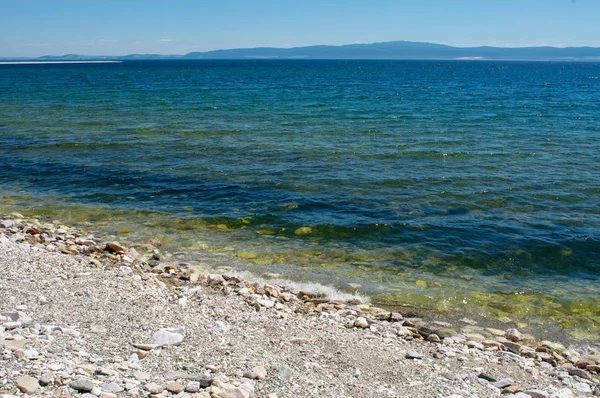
[505,328,524,342]
[572,382,592,393]
[354,317,369,329]
[23,348,39,358]
[428,333,441,343]
[502,385,523,394]
[551,388,575,398]
[566,366,591,380]
[145,382,164,394]
[105,241,127,254]
[2,321,22,330]
[185,381,201,393]
[541,340,565,353]
[212,379,250,398]
[100,383,124,393]
[406,351,424,359]
[70,378,95,392]
[524,390,550,398]
[149,326,185,346]
[14,375,39,393]
[133,371,152,382]
[278,365,293,382]
[243,365,267,380]
[166,381,185,393]
[492,378,513,389]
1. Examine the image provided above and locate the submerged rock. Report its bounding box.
[294,226,313,236]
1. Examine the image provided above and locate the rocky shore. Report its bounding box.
[1,214,599,397]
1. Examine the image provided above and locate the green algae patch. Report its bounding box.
[294,226,313,235]
[236,251,258,260]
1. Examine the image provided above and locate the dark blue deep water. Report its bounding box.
[1,60,599,338]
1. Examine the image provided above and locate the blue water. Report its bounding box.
[1,60,600,337]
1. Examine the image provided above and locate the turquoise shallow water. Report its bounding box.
[1,60,599,339]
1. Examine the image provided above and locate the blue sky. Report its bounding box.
[1,0,598,57]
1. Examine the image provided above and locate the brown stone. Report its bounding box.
[15,375,39,393]
[166,381,185,393]
[105,242,127,254]
[586,364,600,373]
[502,385,523,394]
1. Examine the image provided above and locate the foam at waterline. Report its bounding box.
[184,263,369,304]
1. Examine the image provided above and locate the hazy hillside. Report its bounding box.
[4,41,600,61]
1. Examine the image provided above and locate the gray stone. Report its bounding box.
[240,382,255,395]
[278,365,293,382]
[492,378,513,389]
[567,366,592,380]
[133,371,152,382]
[100,383,124,393]
[145,382,164,394]
[524,390,549,398]
[38,375,52,386]
[405,351,424,359]
[573,382,592,393]
[70,378,95,392]
[149,327,185,347]
[551,388,574,398]
[185,381,200,393]
[117,265,133,277]
[15,375,39,393]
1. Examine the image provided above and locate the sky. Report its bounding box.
[1,0,599,57]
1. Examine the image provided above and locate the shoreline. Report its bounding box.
[1,213,600,397]
[0,206,593,345]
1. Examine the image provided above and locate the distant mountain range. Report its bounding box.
[4,41,600,61]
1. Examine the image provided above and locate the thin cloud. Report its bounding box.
[159,39,173,43]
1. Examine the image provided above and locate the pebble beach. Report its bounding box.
[1,214,599,398]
